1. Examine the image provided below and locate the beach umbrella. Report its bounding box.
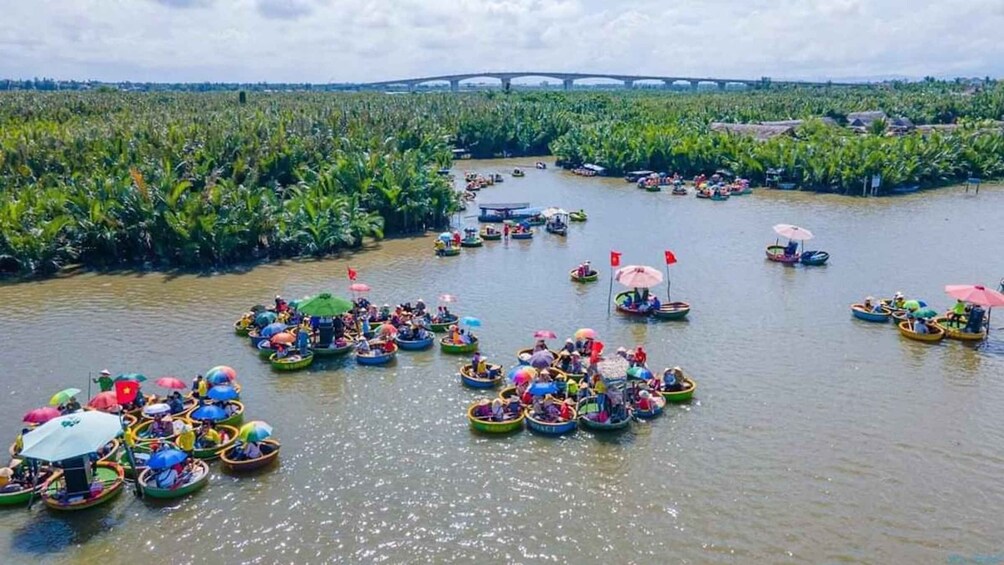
[530,350,555,369]
[19,411,123,462]
[377,323,398,336]
[255,311,277,326]
[260,322,288,338]
[297,293,353,317]
[270,332,296,345]
[190,404,227,422]
[23,407,61,425]
[438,294,457,303]
[146,448,189,471]
[912,307,938,319]
[142,403,171,417]
[626,366,654,381]
[533,330,557,340]
[528,382,558,397]
[349,283,371,293]
[614,265,664,288]
[114,373,147,382]
[155,377,188,390]
[903,300,921,311]
[944,284,1004,307]
[87,392,120,411]
[461,316,481,327]
[438,232,453,242]
[507,366,537,384]
[238,421,273,443]
[205,366,237,382]
[206,373,232,386]
[49,388,82,407]
[207,385,239,401]
[574,328,597,340]
[772,224,814,241]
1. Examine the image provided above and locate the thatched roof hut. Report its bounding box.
[709,122,795,141]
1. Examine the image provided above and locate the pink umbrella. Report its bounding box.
[155,376,188,390]
[438,294,457,303]
[533,330,557,340]
[614,265,664,288]
[87,391,121,411]
[944,284,1004,307]
[772,224,814,241]
[23,407,61,425]
[349,283,371,293]
[378,323,398,336]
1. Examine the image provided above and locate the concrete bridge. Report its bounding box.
[360,72,848,91]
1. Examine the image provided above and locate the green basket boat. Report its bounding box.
[138,459,210,500]
[0,468,60,507]
[569,268,598,283]
[440,337,479,354]
[191,424,239,460]
[233,320,251,336]
[569,210,587,222]
[269,351,315,371]
[41,462,124,512]
[460,237,484,248]
[439,247,461,257]
[659,375,697,403]
[429,317,459,332]
[480,229,502,240]
[467,403,524,434]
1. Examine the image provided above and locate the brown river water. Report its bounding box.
[1,159,1003,564]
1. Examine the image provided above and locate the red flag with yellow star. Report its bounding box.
[115,380,138,405]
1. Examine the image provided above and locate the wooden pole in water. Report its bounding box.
[607,267,614,317]
[665,264,672,302]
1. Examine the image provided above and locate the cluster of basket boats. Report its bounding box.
[3,369,280,510]
[462,342,697,436]
[236,299,482,372]
[850,296,990,343]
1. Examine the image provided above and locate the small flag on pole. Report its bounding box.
[664,250,677,265]
[115,380,139,405]
[347,267,358,281]
[610,251,622,268]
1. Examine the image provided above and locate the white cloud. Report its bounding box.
[0,0,1000,82]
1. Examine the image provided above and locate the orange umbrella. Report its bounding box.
[87,391,120,411]
[270,332,296,345]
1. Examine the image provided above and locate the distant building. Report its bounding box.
[709,122,796,141]
[759,118,839,127]
[847,111,914,134]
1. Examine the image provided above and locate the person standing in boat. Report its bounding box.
[93,369,113,392]
[503,222,510,242]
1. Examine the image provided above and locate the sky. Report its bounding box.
[1,0,1003,83]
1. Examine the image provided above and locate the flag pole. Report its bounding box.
[607,267,614,317]
[666,264,671,302]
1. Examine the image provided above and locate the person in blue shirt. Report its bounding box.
[650,295,662,311]
[784,240,798,256]
[913,317,929,334]
[296,328,310,355]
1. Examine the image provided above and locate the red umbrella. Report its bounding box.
[614,265,663,288]
[155,376,188,390]
[378,323,398,336]
[349,283,371,293]
[944,284,1004,307]
[533,330,557,340]
[23,407,61,424]
[271,332,296,345]
[87,391,121,411]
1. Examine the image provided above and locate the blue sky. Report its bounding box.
[1,0,1001,83]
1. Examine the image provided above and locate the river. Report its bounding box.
[1,159,1003,564]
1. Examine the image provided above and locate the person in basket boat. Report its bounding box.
[633,346,648,368]
[414,298,427,316]
[147,414,173,438]
[167,391,186,415]
[94,369,114,393]
[910,315,930,334]
[296,327,310,356]
[506,397,522,418]
[566,376,579,398]
[472,398,492,419]
[862,297,883,313]
[891,291,906,309]
[63,396,82,414]
[532,395,561,422]
[532,339,548,353]
[636,390,654,412]
[575,261,593,279]
[490,398,506,421]
[784,240,798,256]
[965,305,986,333]
[191,374,206,399]
[660,367,686,392]
[483,225,499,237]
[560,339,575,355]
[948,299,970,324]
[195,421,223,449]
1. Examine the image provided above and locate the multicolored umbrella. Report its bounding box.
[772,224,814,241]
[205,366,236,382]
[19,411,123,462]
[944,284,1004,307]
[191,404,227,422]
[207,385,239,401]
[297,293,353,317]
[206,373,231,386]
[507,366,537,384]
[49,388,82,407]
[23,407,61,425]
[155,377,188,390]
[533,330,557,340]
[260,322,288,338]
[461,316,481,327]
[378,323,398,336]
[238,421,273,442]
[142,403,171,417]
[614,265,664,288]
[147,448,189,470]
[574,328,597,340]
[626,366,654,381]
[115,373,147,382]
[270,332,296,345]
[87,392,120,411]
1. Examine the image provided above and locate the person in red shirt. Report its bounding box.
[559,399,573,421]
[637,390,653,411]
[452,230,461,247]
[503,223,510,241]
[634,346,647,367]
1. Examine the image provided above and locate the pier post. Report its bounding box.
[690,80,700,91]
[502,78,511,92]
[450,79,460,92]
[563,78,574,91]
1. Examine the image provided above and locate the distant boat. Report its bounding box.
[890,185,919,194]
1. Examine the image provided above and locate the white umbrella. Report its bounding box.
[19,411,123,462]
[142,403,171,417]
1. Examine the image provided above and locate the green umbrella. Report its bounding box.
[903,299,921,311]
[912,307,938,319]
[297,293,353,317]
[49,388,82,406]
[114,373,147,383]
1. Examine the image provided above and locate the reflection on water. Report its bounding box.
[0,161,1002,563]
